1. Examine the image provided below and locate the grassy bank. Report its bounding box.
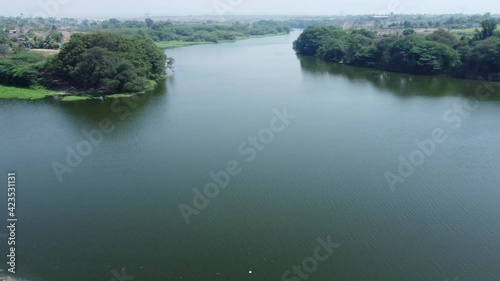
[29,49,60,56]
[60,93,134,102]
[0,85,137,101]
[0,85,58,100]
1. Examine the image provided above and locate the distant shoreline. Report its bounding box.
[156,32,290,49]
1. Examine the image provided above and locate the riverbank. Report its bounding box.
[0,85,135,101]
[59,93,135,101]
[156,32,290,49]
[294,26,500,82]
[0,85,58,100]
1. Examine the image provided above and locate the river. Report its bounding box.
[1,30,500,281]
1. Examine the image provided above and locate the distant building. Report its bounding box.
[373,15,389,19]
[8,30,18,35]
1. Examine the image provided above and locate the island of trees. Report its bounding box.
[0,32,172,98]
[294,18,500,81]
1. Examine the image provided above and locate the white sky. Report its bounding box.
[4,0,499,18]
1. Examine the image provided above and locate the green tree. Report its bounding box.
[426,29,457,47]
[47,33,170,93]
[463,37,500,79]
[316,38,347,63]
[403,29,416,36]
[386,36,460,74]
[0,45,10,56]
[293,26,347,56]
[0,53,46,87]
[74,47,119,89]
[474,19,498,40]
[345,33,375,64]
[145,18,154,29]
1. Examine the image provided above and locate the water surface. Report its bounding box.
[1,30,500,281]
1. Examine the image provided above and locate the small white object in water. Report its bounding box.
[249,271,252,274]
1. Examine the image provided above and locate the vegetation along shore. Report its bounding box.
[293,16,499,81]
[1,14,499,100]
[0,18,290,100]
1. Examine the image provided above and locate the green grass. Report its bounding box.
[61,93,135,102]
[450,28,477,36]
[106,93,135,99]
[0,85,58,100]
[60,96,93,102]
[0,84,139,102]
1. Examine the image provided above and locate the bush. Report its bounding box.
[0,44,11,56]
[0,52,46,87]
[462,37,500,80]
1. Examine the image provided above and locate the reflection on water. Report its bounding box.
[298,55,500,100]
[56,81,169,124]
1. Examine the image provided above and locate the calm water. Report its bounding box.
[1,30,500,281]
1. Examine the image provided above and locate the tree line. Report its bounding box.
[293,19,500,81]
[0,17,291,56]
[91,19,291,43]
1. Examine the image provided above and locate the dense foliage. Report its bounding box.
[294,21,500,80]
[46,33,170,93]
[93,20,291,43]
[0,30,14,56]
[0,32,171,94]
[27,31,63,49]
[0,52,47,87]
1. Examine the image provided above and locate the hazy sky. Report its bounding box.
[5,0,499,18]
